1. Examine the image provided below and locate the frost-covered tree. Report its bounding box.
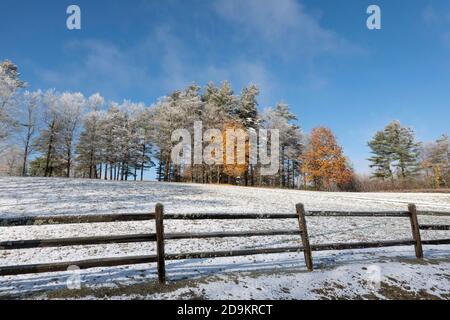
[420,134,450,188]
[59,92,86,177]
[76,93,105,178]
[117,100,147,181]
[235,84,259,129]
[19,90,42,176]
[0,146,22,176]
[201,81,237,183]
[0,60,25,142]
[134,108,155,181]
[92,100,154,181]
[3,67,313,187]
[31,90,86,177]
[103,103,126,180]
[152,85,202,182]
[262,103,304,188]
[202,81,236,129]
[32,90,64,177]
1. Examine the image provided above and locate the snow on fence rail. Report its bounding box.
[1,210,449,227]
[0,204,449,283]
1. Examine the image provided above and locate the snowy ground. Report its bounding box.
[0,177,449,299]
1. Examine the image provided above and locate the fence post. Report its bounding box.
[296,203,313,271]
[155,203,166,284]
[408,204,423,259]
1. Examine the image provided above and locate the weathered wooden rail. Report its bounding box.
[0,203,449,283]
[420,225,450,231]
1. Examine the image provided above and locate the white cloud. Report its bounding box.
[214,0,359,60]
[152,25,196,90]
[33,0,360,102]
[140,25,275,103]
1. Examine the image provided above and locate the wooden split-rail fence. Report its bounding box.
[0,203,449,284]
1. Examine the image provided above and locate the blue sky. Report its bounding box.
[1,0,449,174]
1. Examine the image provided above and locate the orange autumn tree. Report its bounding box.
[301,127,353,191]
[222,121,249,180]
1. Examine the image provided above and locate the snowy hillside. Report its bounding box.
[0,177,449,299]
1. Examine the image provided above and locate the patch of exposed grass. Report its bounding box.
[6,278,206,300]
[377,282,444,300]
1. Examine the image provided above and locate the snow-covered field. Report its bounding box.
[0,177,449,299]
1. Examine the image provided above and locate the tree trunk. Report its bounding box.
[22,131,31,177]
[140,144,146,181]
[292,161,296,189]
[66,148,71,178]
[164,157,171,182]
[44,145,52,177]
[88,150,94,179]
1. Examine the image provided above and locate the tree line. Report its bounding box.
[364,120,449,190]
[1,59,448,191]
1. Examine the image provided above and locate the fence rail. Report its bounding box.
[420,225,450,231]
[1,210,449,227]
[0,213,152,227]
[0,203,449,283]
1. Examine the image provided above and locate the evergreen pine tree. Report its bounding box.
[235,85,259,129]
[368,121,421,181]
[368,131,394,181]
